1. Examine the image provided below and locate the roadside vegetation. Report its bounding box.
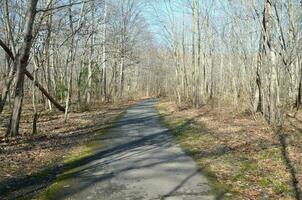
[157,100,302,200]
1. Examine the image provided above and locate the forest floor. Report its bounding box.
[0,99,137,200]
[156,100,302,200]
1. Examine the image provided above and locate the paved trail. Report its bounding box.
[49,100,214,200]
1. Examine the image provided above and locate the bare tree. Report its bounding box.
[6,0,39,136]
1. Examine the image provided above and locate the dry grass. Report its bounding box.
[157,100,302,200]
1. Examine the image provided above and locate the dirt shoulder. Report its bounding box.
[0,100,136,200]
[156,100,302,200]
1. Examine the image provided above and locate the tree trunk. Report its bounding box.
[191,0,197,106]
[265,0,280,125]
[87,49,93,104]
[254,22,265,113]
[32,58,38,135]
[64,0,75,122]
[102,0,107,102]
[45,9,53,111]
[6,0,38,137]
[181,12,188,101]
[0,62,15,114]
[296,63,302,109]
[7,63,25,137]
[86,0,95,104]
[119,56,125,97]
[119,0,126,99]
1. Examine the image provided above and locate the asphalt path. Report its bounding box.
[47,99,214,200]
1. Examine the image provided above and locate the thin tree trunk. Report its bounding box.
[45,8,53,111]
[192,0,197,106]
[119,0,126,99]
[102,0,107,102]
[181,12,188,101]
[0,64,15,114]
[119,56,125,97]
[64,0,86,121]
[32,58,39,135]
[254,23,265,113]
[86,0,95,104]
[64,0,75,122]
[296,62,302,109]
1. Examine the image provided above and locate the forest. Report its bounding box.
[0,0,302,199]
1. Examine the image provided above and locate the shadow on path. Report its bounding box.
[277,129,301,200]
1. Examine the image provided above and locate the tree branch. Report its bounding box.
[0,38,65,112]
[36,0,93,13]
[0,38,15,60]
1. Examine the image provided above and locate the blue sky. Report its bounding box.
[142,0,230,45]
[140,0,261,54]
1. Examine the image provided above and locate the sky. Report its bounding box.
[140,0,262,54]
[141,0,230,45]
